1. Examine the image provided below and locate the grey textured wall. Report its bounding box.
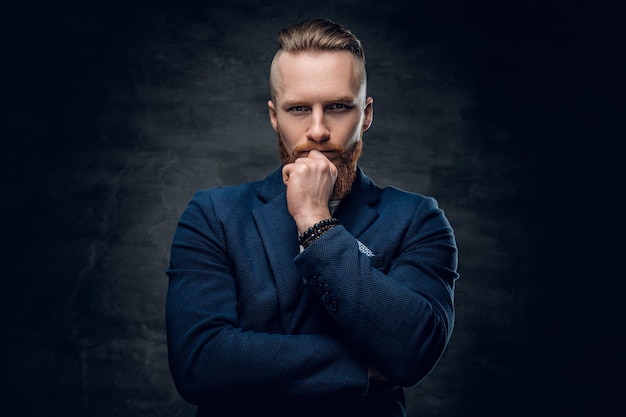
[1,0,622,416]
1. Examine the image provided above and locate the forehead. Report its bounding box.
[271,50,365,101]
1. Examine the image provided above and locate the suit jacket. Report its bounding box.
[166,167,459,416]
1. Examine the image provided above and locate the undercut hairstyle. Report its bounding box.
[269,18,367,100]
[276,18,365,64]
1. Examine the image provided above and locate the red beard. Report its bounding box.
[278,136,362,200]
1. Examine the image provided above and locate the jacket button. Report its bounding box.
[321,293,331,303]
[329,301,339,312]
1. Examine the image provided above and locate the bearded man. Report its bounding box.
[166,18,459,417]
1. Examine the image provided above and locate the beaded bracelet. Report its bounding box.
[298,217,339,248]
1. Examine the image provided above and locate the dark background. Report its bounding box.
[1,0,622,416]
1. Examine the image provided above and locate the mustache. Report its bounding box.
[292,143,344,158]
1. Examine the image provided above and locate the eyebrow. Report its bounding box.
[282,96,357,107]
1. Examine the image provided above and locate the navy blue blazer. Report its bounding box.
[166,167,459,416]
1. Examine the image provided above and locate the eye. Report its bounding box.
[328,103,351,112]
[288,105,307,113]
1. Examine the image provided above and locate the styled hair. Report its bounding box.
[269,19,367,100]
[275,18,365,64]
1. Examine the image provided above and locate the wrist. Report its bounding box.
[294,212,332,234]
[297,217,339,248]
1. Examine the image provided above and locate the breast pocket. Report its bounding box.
[357,239,388,271]
[369,253,387,270]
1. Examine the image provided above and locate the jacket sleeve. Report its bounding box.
[294,195,459,387]
[165,190,369,407]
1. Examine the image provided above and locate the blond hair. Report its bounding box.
[275,18,365,63]
[269,19,366,100]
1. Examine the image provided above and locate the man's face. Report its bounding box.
[268,50,373,199]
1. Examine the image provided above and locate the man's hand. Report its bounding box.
[282,150,337,233]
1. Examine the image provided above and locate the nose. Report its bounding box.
[306,107,330,142]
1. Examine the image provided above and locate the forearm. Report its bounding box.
[165,194,370,406]
[294,224,457,386]
[166,269,369,406]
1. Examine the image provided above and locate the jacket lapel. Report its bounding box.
[250,167,382,333]
[251,169,301,332]
[334,167,381,238]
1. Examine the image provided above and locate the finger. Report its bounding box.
[306,150,326,159]
[282,164,293,184]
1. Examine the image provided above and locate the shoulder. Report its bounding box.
[185,182,260,223]
[192,180,262,204]
[356,168,435,207]
[379,186,439,210]
[348,168,444,221]
[378,184,429,202]
[185,167,284,215]
[376,187,446,232]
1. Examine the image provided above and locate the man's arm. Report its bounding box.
[294,196,458,387]
[283,150,458,387]
[165,190,369,407]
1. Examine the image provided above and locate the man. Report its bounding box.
[166,18,459,417]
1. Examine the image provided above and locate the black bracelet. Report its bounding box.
[298,218,339,248]
[300,224,336,248]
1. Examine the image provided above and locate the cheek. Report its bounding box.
[339,117,364,145]
[275,122,297,154]
[276,121,301,147]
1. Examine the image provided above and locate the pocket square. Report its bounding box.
[357,240,375,257]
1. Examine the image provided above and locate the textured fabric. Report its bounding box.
[166,167,459,416]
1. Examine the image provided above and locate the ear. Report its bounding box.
[362,97,374,132]
[268,99,278,132]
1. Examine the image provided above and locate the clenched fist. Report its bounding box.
[282,150,337,233]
